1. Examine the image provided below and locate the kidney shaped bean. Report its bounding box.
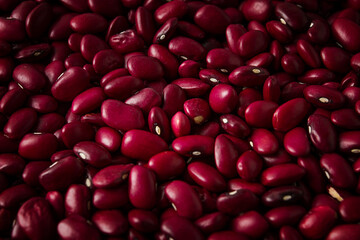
[70,13,107,34]
[127,55,164,81]
[188,162,226,192]
[148,151,185,181]
[92,209,128,236]
[232,211,269,239]
[237,30,269,59]
[73,141,112,168]
[194,5,231,34]
[161,216,204,240]
[19,133,58,160]
[57,215,101,240]
[307,114,337,153]
[168,36,206,61]
[172,135,214,157]
[261,163,305,186]
[332,18,360,52]
[229,66,269,87]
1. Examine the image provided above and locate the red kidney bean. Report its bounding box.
[241,0,272,22]
[80,34,109,62]
[127,55,164,81]
[262,185,304,207]
[92,164,133,189]
[58,215,101,240]
[171,111,191,137]
[129,165,157,209]
[236,150,263,181]
[194,121,220,139]
[188,162,226,192]
[148,151,185,181]
[261,163,305,186]
[71,87,106,115]
[250,128,279,155]
[183,98,211,125]
[3,108,37,139]
[207,48,243,73]
[331,109,360,129]
[332,18,360,52]
[339,131,360,154]
[220,114,250,138]
[148,107,170,141]
[165,180,202,219]
[232,211,269,239]
[154,0,187,24]
[61,122,95,149]
[74,141,111,168]
[88,0,122,17]
[228,178,265,196]
[247,20,269,38]
[92,50,124,75]
[70,13,107,34]
[245,100,278,128]
[104,76,143,101]
[237,88,262,117]
[128,209,158,233]
[283,127,311,157]
[299,206,337,239]
[195,212,230,234]
[125,87,162,113]
[321,47,351,73]
[22,161,51,187]
[297,156,327,193]
[172,78,211,97]
[172,135,214,157]
[237,30,268,59]
[49,13,76,41]
[101,99,144,132]
[298,68,336,85]
[168,36,206,61]
[109,30,144,55]
[92,210,128,236]
[121,129,168,161]
[229,66,270,87]
[178,60,201,78]
[296,39,321,68]
[327,224,360,240]
[27,95,58,114]
[304,85,345,110]
[247,52,274,68]
[279,226,303,240]
[148,44,179,80]
[13,64,47,92]
[39,156,85,191]
[281,53,305,75]
[270,40,286,71]
[339,196,360,222]
[0,153,25,176]
[194,4,231,34]
[265,205,306,228]
[342,86,360,107]
[320,153,357,189]
[26,3,53,39]
[209,84,237,114]
[351,52,360,72]
[95,127,121,152]
[64,53,87,69]
[65,184,91,218]
[307,114,337,153]
[0,18,26,42]
[45,191,63,219]
[217,189,259,215]
[60,0,89,12]
[266,20,293,44]
[44,60,65,86]
[10,1,37,22]
[214,134,240,177]
[273,98,311,132]
[226,24,247,54]
[105,16,129,42]
[51,41,72,62]
[153,18,178,44]
[262,148,293,167]
[19,133,58,160]
[275,2,308,30]
[161,216,204,240]
[0,58,14,83]
[162,84,186,117]
[0,184,36,208]
[135,7,156,44]
[178,20,205,40]
[311,194,339,212]
[15,43,52,62]
[307,18,330,44]
[17,197,56,240]
[93,185,129,209]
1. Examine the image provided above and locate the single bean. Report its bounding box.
[232,211,269,239]
[92,210,129,236]
[265,205,306,228]
[217,190,259,215]
[57,215,101,240]
[307,114,337,153]
[65,184,91,218]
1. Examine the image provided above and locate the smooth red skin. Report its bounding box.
[226,24,247,54]
[105,15,129,42]
[13,64,47,92]
[304,85,345,110]
[44,60,65,85]
[109,30,144,55]
[0,184,36,208]
[127,55,164,81]
[88,0,122,17]
[194,5,231,34]
[65,184,91,218]
[93,185,129,209]
[64,52,87,69]
[265,205,306,228]
[18,133,58,160]
[342,86,360,107]
[339,131,360,154]
[22,161,51,187]
[70,13,107,34]
[121,129,168,161]
[247,52,274,68]
[307,18,330,44]
[232,211,269,239]
[275,2,308,30]
[71,87,106,115]
[229,66,269,87]
[81,35,109,63]
[154,0,187,24]
[0,88,27,115]
[220,114,251,139]
[129,165,157,209]
[209,84,237,114]
[165,180,202,219]
[321,47,351,73]
[214,135,240,178]
[171,111,191,137]
[74,141,112,168]
[0,208,13,232]
[15,43,51,62]
[92,210,128,236]
[161,216,204,240]
[178,20,205,40]
[296,39,321,68]
[308,114,337,153]
[298,156,326,193]
[331,109,360,129]
[237,88,262,117]
[188,162,226,192]
[299,206,337,239]
[27,95,57,114]
[172,135,214,157]
[283,127,311,157]
[124,87,160,113]
[236,150,263,181]
[199,69,229,85]
[172,78,210,98]
[183,98,211,124]
[101,99,144,132]
[209,231,249,240]
[273,98,311,132]
[60,0,89,12]
[351,52,360,72]
[332,18,360,52]
[356,100,360,115]
[92,50,124,75]
[261,163,305,187]
[245,101,278,128]
[61,122,95,149]
[58,215,101,240]
[262,148,292,167]
[241,0,272,22]
[195,212,230,234]
[49,13,76,40]
[298,68,336,85]
[178,60,200,78]
[3,108,37,139]
[250,128,279,155]
[237,30,268,59]
[168,36,206,61]
[51,41,72,62]
[0,18,26,42]
[339,197,360,222]
[266,20,293,44]
[327,224,360,240]
[17,197,56,240]
[270,40,286,71]
[148,44,179,80]
[153,18,178,44]
[67,33,82,52]
[262,185,304,207]
[100,68,129,87]
[320,153,357,189]
[148,107,170,141]
[10,1,37,22]
[206,48,242,72]
[95,127,121,152]
[281,53,305,75]
[0,153,25,176]
[128,209,159,233]
[0,58,14,83]
[148,151,185,181]
[104,76,143,100]
[279,226,303,240]
[92,164,132,189]
[135,7,156,43]
[26,3,53,39]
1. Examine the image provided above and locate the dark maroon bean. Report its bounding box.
[220,114,251,138]
[194,5,231,34]
[154,0,188,24]
[307,114,337,153]
[232,211,269,239]
[44,60,65,85]
[229,66,269,87]
[103,76,144,101]
[105,16,129,42]
[241,0,272,22]
[281,53,305,75]
[275,2,308,30]
[299,206,337,239]
[178,20,205,40]
[168,36,206,61]
[173,135,214,157]
[162,84,187,117]
[17,197,56,240]
[74,141,112,168]
[65,184,91,218]
[217,189,259,215]
[153,18,178,44]
[88,0,122,17]
[265,205,306,228]
[207,48,243,73]
[247,52,274,68]
[14,43,51,62]
[135,7,156,44]
[10,1,37,22]
[92,50,124,75]
[237,30,268,59]
[127,55,164,81]
[4,108,37,139]
[92,164,132,189]
[161,216,204,240]
[0,153,25,176]
[27,95,58,113]
[19,133,58,160]
[304,85,345,110]
[22,161,51,187]
[93,185,129,209]
[92,210,129,236]
[148,107,170,141]
[261,163,305,186]
[339,131,360,154]
[331,109,360,129]
[13,64,47,92]
[26,3,53,39]
[296,39,321,68]
[298,68,336,84]
[188,162,226,192]
[148,44,179,80]
[61,122,95,148]
[195,212,229,234]
[226,24,247,54]
[0,18,26,42]
[128,209,158,233]
[34,113,64,133]
[208,231,249,240]
[109,30,144,55]
[237,88,262,118]
[148,151,185,181]
[0,184,36,208]
[0,58,14,83]
[279,226,303,240]
[262,185,304,207]
[172,78,210,97]
[332,18,360,52]
[70,13,107,34]
[214,134,240,177]
[80,34,109,62]
[327,224,360,240]
[339,196,360,222]
[51,42,72,62]
[208,84,237,114]
[58,215,101,240]
[121,129,168,161]
[245,100,278,128]
[266,20,293,44]
[60,0,89,12]
[49,13,76,41]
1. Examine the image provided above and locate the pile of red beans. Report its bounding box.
[1,0,360,239]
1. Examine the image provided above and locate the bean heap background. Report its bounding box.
[0,0,360,239]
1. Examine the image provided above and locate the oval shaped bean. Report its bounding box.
[237,30,268,59]
[188,162,226,192]
[265,205,306,228]
[327,224,360,240]
[261,163,305,186]
[232,211,269,239]
[127,55,164,81]
[194,5,231,34]
[217,189,259,215]
[92,210,128,236]
[161,216,204,240]
[236,150,263,181]
[332,18,360,52]
[70,13,107,34]
[19,133,58,160]
[148,151,185,181]
[73,141,111,168]
[57,215,101,240]
[168,37,206,61]
[229,66,270,87]
[245,100,278,128]
[283,127,311,157]
[307,114,337,153]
